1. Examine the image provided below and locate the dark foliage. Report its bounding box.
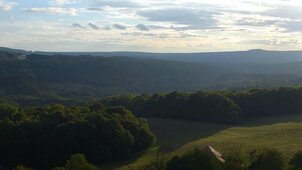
[54,153,100,170]
[289,151,302,170]
[248,149,284,170]
[227,87,302,117]
[102,91,242,124]
[0,103,156,169]
[224,152,247,170]
[102,87,302,124]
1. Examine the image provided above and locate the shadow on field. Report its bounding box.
[147,118,229,152]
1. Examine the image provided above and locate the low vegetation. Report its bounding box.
[166,148,224,170]
[140,147,301,170]
[289,151,302,170]
[54,154,100,170]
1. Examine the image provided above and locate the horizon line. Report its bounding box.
[1,46,302,54]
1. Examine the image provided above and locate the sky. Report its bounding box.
[0,0,302,52]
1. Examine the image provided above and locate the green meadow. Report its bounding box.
[114,114,302,170]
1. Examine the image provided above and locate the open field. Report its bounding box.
[115,114,302,169]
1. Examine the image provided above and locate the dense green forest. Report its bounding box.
[0,103,155,169]
[102,91,241,124]
[102,87,302,124]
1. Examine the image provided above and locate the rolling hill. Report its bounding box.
[2,47,302,105]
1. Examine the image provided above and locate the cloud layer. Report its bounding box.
[24,7,78,15]
[1,0,302,52]
[0,0,17,11]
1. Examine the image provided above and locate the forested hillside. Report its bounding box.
[1,50,302,106]
[0,53,218,97]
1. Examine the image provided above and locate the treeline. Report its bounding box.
[102,91,242,124]
[143,147,302,170]
[0,103,156,169]
[227,87,302,117]
[102,87,302,124]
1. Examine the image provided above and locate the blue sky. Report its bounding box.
[0,0,302,52]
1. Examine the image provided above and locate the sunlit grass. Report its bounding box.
[116,114,302,169]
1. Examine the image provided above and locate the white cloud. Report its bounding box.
[50,0,78,6]
[91,0,142,9]
[0,0,17,11]
[263,5,302,20]
[24,7,78,16]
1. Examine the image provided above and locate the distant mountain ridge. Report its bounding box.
[0,47,31,54]
[1,47,302,65]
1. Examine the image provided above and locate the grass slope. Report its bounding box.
[115,114,302,169]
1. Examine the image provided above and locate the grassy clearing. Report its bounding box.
[116,114,302,169]
[175,122,302,159]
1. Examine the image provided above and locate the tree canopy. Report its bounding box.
[0,103,156,169]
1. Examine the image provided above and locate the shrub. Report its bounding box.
[289,151,302,170]
[249,149,284,170]
[224,152,247,170]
